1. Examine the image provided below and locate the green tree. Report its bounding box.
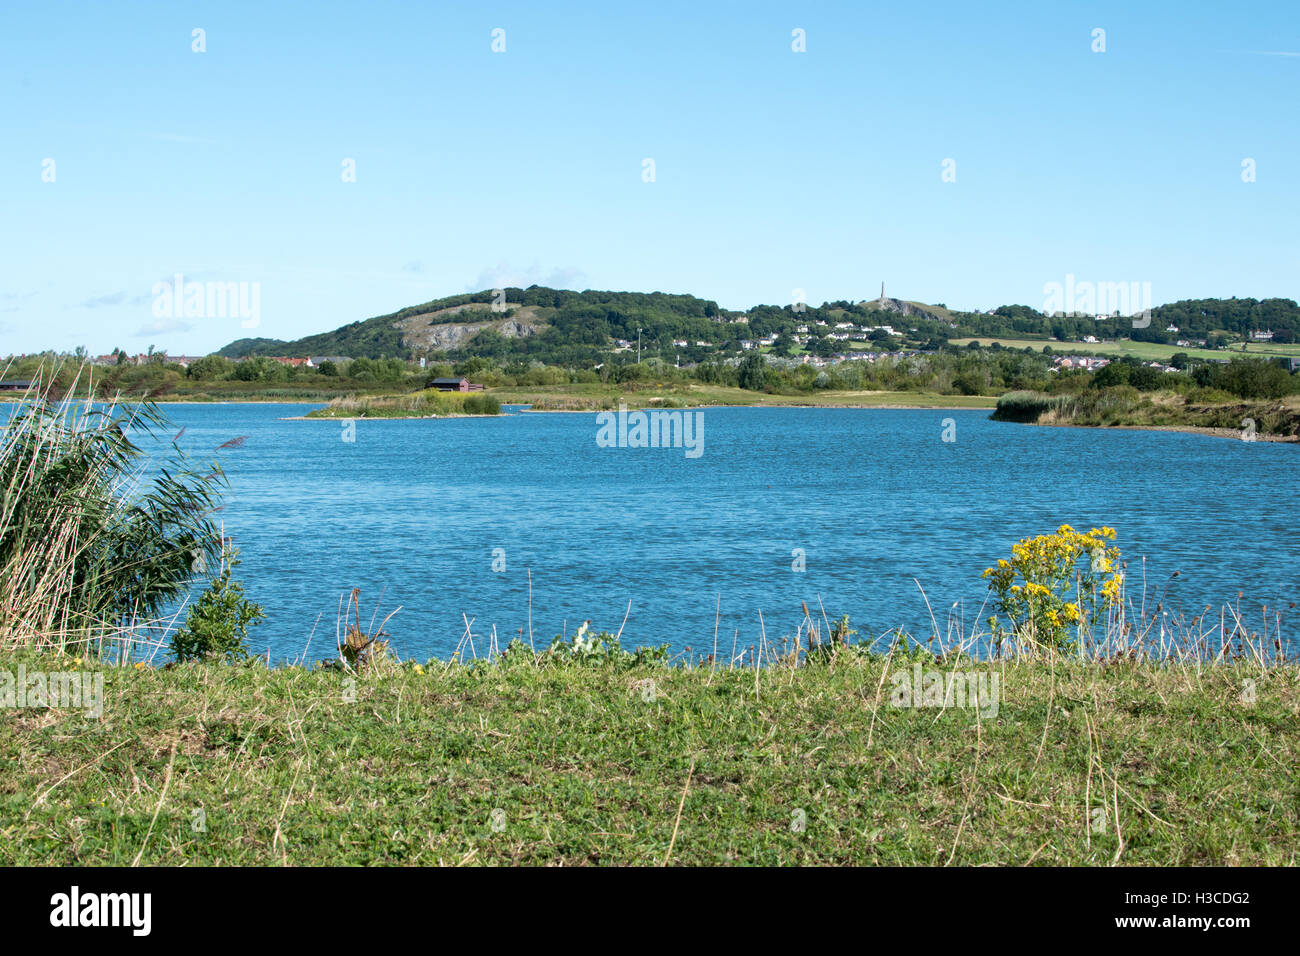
[186,355,232,380]
[738,353,767,391]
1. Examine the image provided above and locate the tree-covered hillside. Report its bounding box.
[215,288,1300,362]
[216,287,726,361]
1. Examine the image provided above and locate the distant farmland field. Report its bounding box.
[951,337,1300,363]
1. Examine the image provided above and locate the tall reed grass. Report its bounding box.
[0,366,225,657]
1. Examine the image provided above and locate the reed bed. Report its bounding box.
[0,365,225,660]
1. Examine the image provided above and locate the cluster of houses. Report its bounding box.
[791,319,900,346]
[809,319,898,340]
[1051,355,1186,375]
[649,319,903,354]
[793,350,915,368]
[1051,355,1111,371]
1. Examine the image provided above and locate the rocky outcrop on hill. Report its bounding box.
[863,297,953,324]
[396,310,543,350]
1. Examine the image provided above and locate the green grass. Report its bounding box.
[489,383,997,410]
[2,649,1295,865]
[994,389,1300,439]
[952,337,1300,363]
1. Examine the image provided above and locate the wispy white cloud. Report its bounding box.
[81,291,127,308]
[468,262,586,292]
[135,318,193,336]
[77,291,151,309]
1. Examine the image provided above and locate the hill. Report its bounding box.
[214,286,964,362]
[214,288,1300,364]
[217,287,726,361]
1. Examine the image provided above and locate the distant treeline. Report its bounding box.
[1082,354,1300,399]
[966,298,1300,345]
[5,347,1296,405]
[199,349,1291,403]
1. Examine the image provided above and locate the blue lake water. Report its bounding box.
[117,402,1300,662]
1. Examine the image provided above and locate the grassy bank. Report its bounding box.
[303,390,501,419]
[993,389,1300,441]
[2,648,1295,865]
[490,382,998,411]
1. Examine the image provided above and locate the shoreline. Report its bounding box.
[282,412,503,421]
[513,402,995,413]
[281,403,998,419]
[7,393,997,409]
[1027,419,1299,444]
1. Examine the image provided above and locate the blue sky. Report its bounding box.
[2,0,1297,355]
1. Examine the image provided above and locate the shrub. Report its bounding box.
[171,548,265,662]
[1128,365,1164,391]
[991,391,1058,422]
[1183,386,1236,404]
[462,393,501,415]
[545,622,670,668]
